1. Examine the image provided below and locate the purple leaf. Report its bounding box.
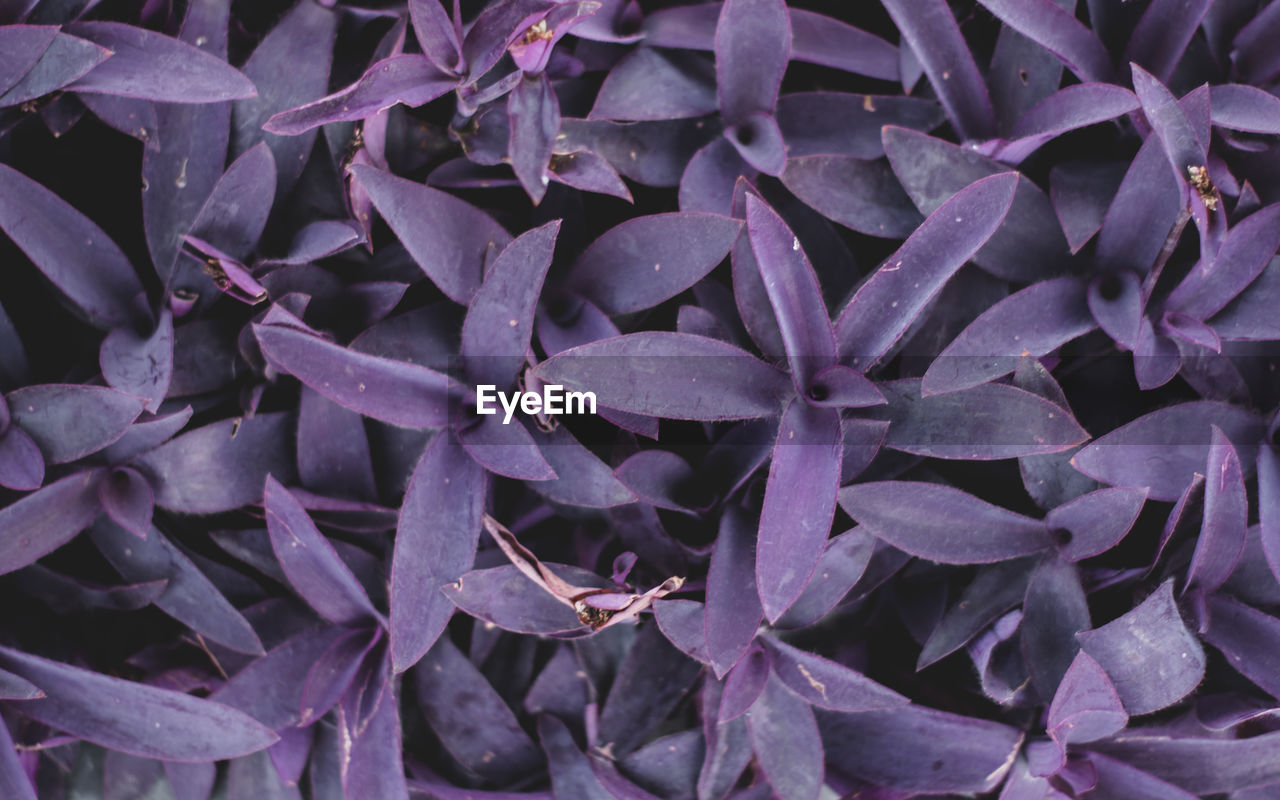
[780,155,923,239]
[1089,732,1280,794]
[787,9,898,80]
[299,629,380,725]
[539,714,613,800]
[881,127,1066,283]
[745,194,835,391]
[444,563,601,635]
[340,684,408,800]
[104,406,192,463]
[0,25,57,95]
[409,0,462,72]
[264,476,381,627]
[0,645,277,761]
[817,705,1021,794]
[590,48,718,121]
[296,387,377,502]
[759,636,907,711]
[0,720,36,800]
[921,277,1094,395]
[459,415,556,481]
[873,379,1089,460]
[1202,593,1280,700]
[598,622,704,755]
[839,481,1050,564]
[997,84,1139,163]
[1210,256,1280,340]
[756,400,841,622]
[698,678,754,800]
[390,432,487,670]
[776,92,944,160]
[805,365,884,409]
[534,332,792,420]
[211,625,349,729]
[714,0,789,124]
[1184,427,1248,595]
[1076,581,1205,715]
[529,424,637,509]
[719,645,770,721]
[1050,159,1127,253]
[1088,269,1143,350]
[1124,0,1211,83]
[1084,752,1201,800]
[917,557,1037,668]
[415,636,542,782]
[165,761,216,800]
[1209,84,1280,134]
[653,599,709,663]
[189,142,276,264]
[264,55,453,136]
[1261,445,1280,585]
[89,518,264,655]
[548,149,632,200]
[0,426,43,491]
[1070,401,1265,501]
[97,466,154,540]
[256,321,456,429]
[1048,650,1127,744]
[0,163,143,329]
[568,213,741,315]
[1095,135,1182,275]
[835,172,1018,367]
[706,504,765,677]
[64,22,255,102]
[746,674,822,800]
[0,469,103,576]
[508,72,559,203]
[462,219,560,387]
[1021,553,1089,696]
[879,0,995,140]
[0,33,111,108]
[975,0,1112,81]
[231,0,336,199]
[460,0,558,80]
[774,528,876,630]
[1133,316,1182,390]
[1166,203,1280,320]
[1044,487,1148,561]
[348,164,511,304]
[679,137,754,215]
[613,450,699,513]
[1131,64,1205,177]
[135,410,293,513]
[76,92,159,150]
[100,310,173,414]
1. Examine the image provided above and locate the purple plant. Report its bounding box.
[1,0,1280,797]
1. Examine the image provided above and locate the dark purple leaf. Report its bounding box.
[714,0,789,124]
[100,310,173,414]
[776,92,943,160]
[1131,64,1205,176]
[1084,752,1200,800]
[705,503,764,677]
[1021,553,1089,697]
[1210,84,1280,134]
[1167,203,1280,321]
[77,93,159,149]
[415,636,542,782]
[1185,426,1248,594]
[1095,134,1182,275]
[975,0,1112,81]
[445,563,603,636]
[598,621,704,755]
[97,466,153,539]
[1048,650,1126,744]
[1044,487,1148,561]
[459,415,556,481]
[1076,581,1205,714]
[774,528,876,630]
[780,155,922,239]
[0,25,57,95]
[746,674,821,800]
[0,163,143,329]
[165,761,216,800]
[917,557,1037,668]
[349,164,511,304]
[64,21,255,102]
[590,48,718,121]
[296,387,377,502]
[879,0,994,140]
[0,721,38,800]
[757,400,841,622]
[0,645,277,761]
[787,9,898,80]
[409,0,462,72]
[548,149,632,200]
[1202,593,1280,700]
[0,33,111,108]
[653,599,709,664]
[1050,159,1127,253]
[256,321,456,429]
[1261,445,1280,585]
[698,678,753,800]
[719,645,770,721]
[881,127,1067,283]
[568,213,741,315]
[1070,401,1265,501]
[760,636,907,711]
[534,332,792,420]
[835,172,1019,367]
[530,424,637,509]
[1124,0,1211,83]
[1090,731,1280,794]
[462,219,560,386]
[539,714,613,800]
[997,83,1139,163]
[872,379,1089,460]
[0,469,103,576]
[0,426,43,492]
[390,431,487,670]
[921,277,1094,395]
[817,705,1021,794]
[508,72,559,203]
[839,481,1050,564]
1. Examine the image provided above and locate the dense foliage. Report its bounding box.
[2,0,1280,797]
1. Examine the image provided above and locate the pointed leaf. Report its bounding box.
[462,219,560,387]
[0,645,277,761]
[839,481,1050,564]
[757,400,841,622]
[445,563,602,635]
[918,557,1037,668]
[0,33,111,108]
[534,332,792,420]
[390,432,487,671]
[746,674,822,800]
[0,25,57,95]
[599,622,704,755]
[255,322,455,429]
[100,310,173,414]
[189,141,275,264]
[0,426,42,492]
[1071,401,1265,501]
[1185,427,1248,594]
[1045,487,1148,561]
[1048,651,1127,744]
[1089,732,1280,794]
[349,165,511,304]
[706,504,764,677]
[508,72,559,203]
[0,469,103,576]
[0,163,143,329]
[568,213,741,315]
[1000,84,1139,163]
[1125,0,1211,83]
[976,0,1112,81]
[781,155,922,239]
[720,645,770,721]
[1167,203,1280,320]
[1076,581,1205,714]
[1022,554,1089,697]
[590,48,718,121]
[97,466,153,539]
[760,636,907,711]
[774,528,876,630]
[540,715,613,800]
[1131,64,1205,175]
[715,0,789,123]
[922,277,1093,395]
[835,172,1018,367]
